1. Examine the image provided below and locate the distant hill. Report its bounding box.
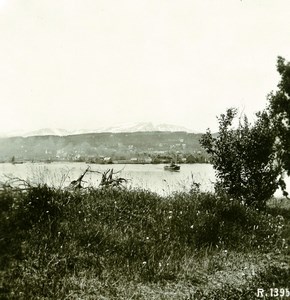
[0,131,206,162]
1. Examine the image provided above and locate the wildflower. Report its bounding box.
[146,237,149,240]
[142,261,147,265]
[159,262,162,267]
[190,225,194,229]
[168,215,172,219]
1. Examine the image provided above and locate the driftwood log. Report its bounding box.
[99,168,127,188]
[69,166,128,189]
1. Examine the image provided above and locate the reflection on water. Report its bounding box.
[0,162,288,197]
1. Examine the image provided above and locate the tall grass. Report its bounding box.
[0,185,289,299]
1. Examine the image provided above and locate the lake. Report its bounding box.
[0,162,288,197]
[0,162,215,196]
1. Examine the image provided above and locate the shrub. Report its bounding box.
[200,108,285,210]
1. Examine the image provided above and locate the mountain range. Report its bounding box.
[1,122,197,137]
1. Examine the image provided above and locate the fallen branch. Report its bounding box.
[0,174,32,191]
[68,166,129,190]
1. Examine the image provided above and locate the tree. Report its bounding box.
[267,56,290,175]
[200,108,286,210]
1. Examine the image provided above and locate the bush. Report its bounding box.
[200,108,285,210]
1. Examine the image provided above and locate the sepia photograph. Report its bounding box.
[0,0,290,299]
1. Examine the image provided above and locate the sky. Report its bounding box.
[1,0,290,134]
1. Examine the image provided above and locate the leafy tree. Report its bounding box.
[267,56,290,175]
[200,108,286,210]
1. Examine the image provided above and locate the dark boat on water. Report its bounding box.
[164,162,180,171]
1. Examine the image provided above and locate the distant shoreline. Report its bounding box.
[0,160,209,165]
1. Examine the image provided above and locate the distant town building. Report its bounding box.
[103,157,112,163]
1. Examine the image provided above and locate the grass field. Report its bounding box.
[1,184,290,299]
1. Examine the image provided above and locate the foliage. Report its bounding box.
[200,108,285,209]
[267,56,290,175]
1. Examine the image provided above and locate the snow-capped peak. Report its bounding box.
[1,122,196,137]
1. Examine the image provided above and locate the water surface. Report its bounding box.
[0,162,288,197]
[0,162,215,196]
